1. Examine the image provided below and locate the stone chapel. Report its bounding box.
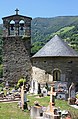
[31,35,78,94]
[2,9,32,83]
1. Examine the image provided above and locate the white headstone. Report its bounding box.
[69,83,75,99]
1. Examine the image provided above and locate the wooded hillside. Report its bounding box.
[0,16,78,54]
[31,16,78,53]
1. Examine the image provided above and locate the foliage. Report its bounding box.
[0,64,3,78]
[31,16,78,53]
[17,77,26,88]
[76,94,78,98]
[0,82,4,87]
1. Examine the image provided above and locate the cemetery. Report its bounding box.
[0,91,78,119]
[0,9,78,119]
[0,79,78,119]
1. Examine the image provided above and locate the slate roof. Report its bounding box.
[32,35,78,58]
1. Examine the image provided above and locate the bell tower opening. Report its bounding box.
[19,20,25,36]
[10,20,15,36]
[2,9,32,37]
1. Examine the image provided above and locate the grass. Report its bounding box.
[0,102,30,119]
[52,26,75,36]
[0,95,78,119]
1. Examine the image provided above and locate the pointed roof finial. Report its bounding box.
[15,8,19,15]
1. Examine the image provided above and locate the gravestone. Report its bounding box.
[42,87,47,97]
[68,82,76,105]
[30,106,43,119]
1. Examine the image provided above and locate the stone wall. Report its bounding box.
[32,66,53,84]
[3,36,32,83]
[32,57,78,86]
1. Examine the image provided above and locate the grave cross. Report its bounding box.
[21,80,27,110]
[49,84,56,112]
[21,84,24,110]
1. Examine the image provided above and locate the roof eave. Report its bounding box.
[2,14,32,20]
[31,55,78,59]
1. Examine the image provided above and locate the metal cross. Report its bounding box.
[15,8,19,15]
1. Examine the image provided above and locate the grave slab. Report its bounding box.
[43,112,60,119]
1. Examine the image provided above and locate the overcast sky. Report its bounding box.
[0,0,78,23]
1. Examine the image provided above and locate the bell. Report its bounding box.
[20,23,24,30]
[20,26,23,30]
[11,24,14,30]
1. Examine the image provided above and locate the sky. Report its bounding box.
[0,0,78,23]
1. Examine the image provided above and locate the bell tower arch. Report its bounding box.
[2,9,32,83]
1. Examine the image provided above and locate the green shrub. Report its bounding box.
[17,78,26,88]
[76,94,78,99]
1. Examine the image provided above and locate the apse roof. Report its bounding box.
[33,35,78,58]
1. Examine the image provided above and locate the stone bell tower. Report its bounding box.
[2,9,32,83]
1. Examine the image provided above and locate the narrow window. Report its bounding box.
[53,70,61,81]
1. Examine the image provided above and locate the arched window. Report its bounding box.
[10,20,15,36]
[53,69,61,81]
[10,20,15,24]
[19,20,25,36]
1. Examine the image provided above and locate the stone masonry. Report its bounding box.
[32,57,78,86]
[3,36,32,83]
[2,10,32,83]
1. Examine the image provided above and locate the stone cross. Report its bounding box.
[15,8,19,15]
[21,80,27,110]
[21,84,24,110]
[49,84,56,112]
